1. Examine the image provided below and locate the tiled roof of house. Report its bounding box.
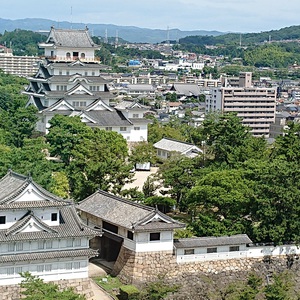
[46,28,98,48]
[171,83,201,96]
[174,234,252,249]
[0,248,98,263]
[153,138,202,154]
[77,190,184,232]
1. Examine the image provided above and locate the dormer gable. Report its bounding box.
[0,170,70,206]
[85,99,113,111]
[6,211,58,236]
[44,99,75,112]
[69,60,86,67]
[139,211,172,226]
[67,83,93,96]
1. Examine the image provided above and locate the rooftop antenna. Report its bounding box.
[115,30,119,48]
[167,26,170,46]
[104,28,108,44]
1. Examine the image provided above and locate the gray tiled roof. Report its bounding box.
[77,190,185,232]
[47,28,98,48]
[0,249,98,263]
[82,110,133,126]
[51,61,103,69]
[174,234,252,249]
[171,83,201,96]
[0,206,100,242]
[0,171,69,206]
[153,138,202,154]
[126,84,155,91]
[114,100,149,110]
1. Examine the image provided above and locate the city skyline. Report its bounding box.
[1,0,300,33]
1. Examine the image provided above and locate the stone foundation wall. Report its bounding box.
[0,278,95,300]
[113,246,300,298]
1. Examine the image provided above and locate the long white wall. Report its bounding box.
[176,244,300,263]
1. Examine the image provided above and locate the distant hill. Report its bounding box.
[179,25,300,45]
[0,18,224,44]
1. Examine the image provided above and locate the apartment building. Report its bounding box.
[0,48,40,77]
[207,72,276,137]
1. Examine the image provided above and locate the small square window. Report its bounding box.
[184,249,194,255]
[134,127,140,130]
[229,246,240,252]
[207,247,217,253]
[127,231,134,240]
[120,127,127,131]
[150,232,160,241]
[51,213,58,221]
[0,216,6,224]
[106,127,112,131]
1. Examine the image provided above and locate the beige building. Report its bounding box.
[0,48,40,77]
[207,72,276,137]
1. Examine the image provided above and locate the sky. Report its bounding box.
[1,0,300,33]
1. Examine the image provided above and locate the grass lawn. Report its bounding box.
[94,275,123,299]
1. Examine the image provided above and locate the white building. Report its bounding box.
[0,170,100,285]
[206,72,276,137]
[24,27,150,142]
[77,190,185,260]
[153,138,202,159]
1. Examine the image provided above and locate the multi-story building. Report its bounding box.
[206,72,276,137]
[0,170,99,285]
[24,27,149,142]
[0,46,39,77]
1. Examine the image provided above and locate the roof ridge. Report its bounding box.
[159,137,194,146]
[97,190,154,212]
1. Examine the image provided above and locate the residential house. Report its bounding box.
[153,137,202,159]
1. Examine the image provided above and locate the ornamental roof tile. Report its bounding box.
[174,234,252,249]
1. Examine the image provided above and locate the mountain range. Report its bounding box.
[0,18,224,43]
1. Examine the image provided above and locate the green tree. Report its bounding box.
[201,112,267,166]
[67,128,132,200]
[46,115,92,166]
[20,272,85,300]
[187,168,253,237]
[158,154,201,210]
[271,121,300,162]
[130,141,157,166]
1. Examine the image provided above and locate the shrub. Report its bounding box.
[119,285,140,300]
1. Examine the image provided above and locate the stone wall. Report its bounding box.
[112,245,300,299]
[0,278,95,300]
